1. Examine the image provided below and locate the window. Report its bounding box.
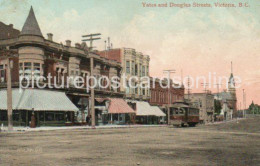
[19,62,43,80]
[142,66,145,77]
[126,81,130,94]
[126,61,130,74]
[135,83,138,94]
[139,64,142,76]
[146,66,149,76]
[42,64,45,75]
[94,75,100,89]
[0,65,5,82]
[75,71,79,76]
[33,63,41,79]
[135,64,138,76]
[131,61,135,75]
[24,62,32,79]
[19,63,23,78]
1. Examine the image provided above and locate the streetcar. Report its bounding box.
[169,102,200,127]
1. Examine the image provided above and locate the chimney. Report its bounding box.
[47,33,53,41]
[75,43,81,48]
[9,24,13,29]
[66,40,71,47]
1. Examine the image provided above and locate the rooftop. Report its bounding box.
[20,6,43,37]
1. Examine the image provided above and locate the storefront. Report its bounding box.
[127,100,166,124]
[107,98,135,125]
[0,89,78,127]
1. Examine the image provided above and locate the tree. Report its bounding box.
[214,99,222,115]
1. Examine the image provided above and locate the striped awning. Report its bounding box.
[0,89,78,112]
[108,98,135,114]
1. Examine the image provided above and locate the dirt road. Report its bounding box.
[0,117,259,166]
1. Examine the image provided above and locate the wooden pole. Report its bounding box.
[90,57,95,128]
[7,57,13,131]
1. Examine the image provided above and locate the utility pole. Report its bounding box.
[90,57,95,128]
[1,47,14,131]
[214,83,222,98]
[7,56,13,131]
[82,33,101,51]
[187,76,192,102]
[243,89,245,118]
[163,69,175,125]
[201,82,210,122]
[82,34,101,128]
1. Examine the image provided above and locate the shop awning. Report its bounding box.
[151,106,166,117]
[130,101,166,117]
[0,89,78,112]
[108,98,135,114]
[135,101,155,116]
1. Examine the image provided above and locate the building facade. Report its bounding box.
[0,7,126,126]
[149,78,185,107]
[98,48,150,101]
[214,70,238,120]
[185,92,215,123]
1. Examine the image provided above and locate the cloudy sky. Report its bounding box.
[1,0,259,107]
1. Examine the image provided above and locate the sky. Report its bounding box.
[0,0,259,107]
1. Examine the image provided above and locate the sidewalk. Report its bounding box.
[0,124,167,133]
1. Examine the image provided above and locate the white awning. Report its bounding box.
[129,101,166,117]
[0,89,78,112]
[151,106,166,117]
[133,101,154,116]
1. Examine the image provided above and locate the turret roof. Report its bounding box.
[20,6,43,37]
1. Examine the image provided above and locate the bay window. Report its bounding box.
[19,62,43,80]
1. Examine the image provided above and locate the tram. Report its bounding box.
[169,102,199,127]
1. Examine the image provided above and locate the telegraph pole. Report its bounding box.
[214,83,222,98]
[187,76,192,102]
[82,34,101,128]
[7,56,13,131]
[1,47,14,131]
[201,82,210,122]
[82,33,101,51]
[163,69,175,125]
[90,57,95,128]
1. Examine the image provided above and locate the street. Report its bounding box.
[0,117,259,166]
